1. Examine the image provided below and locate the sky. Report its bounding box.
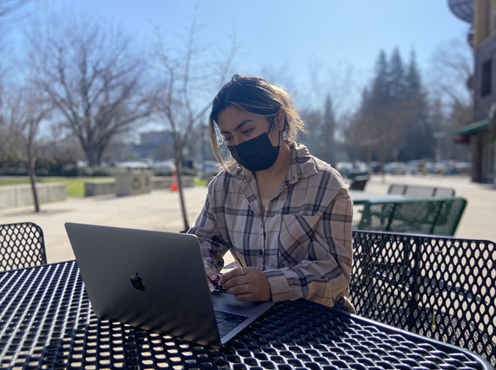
[81,0,469,78]
[4,0,471,133]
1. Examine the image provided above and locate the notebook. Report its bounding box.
[64,223,274,347]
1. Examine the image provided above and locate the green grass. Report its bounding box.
[40,177,111,197]
[0,177,109,197]
[0,179,31,186]
[194,178,207,186]
[1,176,209,196]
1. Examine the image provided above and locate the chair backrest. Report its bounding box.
[348,172,369,191]
[0,222,47,271]
[357,197,467,236]
[350,231,496,365]
[388,184,455,197]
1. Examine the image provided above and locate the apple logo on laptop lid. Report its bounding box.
[130,272,146,291]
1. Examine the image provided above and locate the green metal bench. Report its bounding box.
[347,171,369,190]
[388,184,455,197]
[356,197,467,236]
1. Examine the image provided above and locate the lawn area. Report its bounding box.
[0,176,208,197]
[0,177,109,197]
[194,178,207,186]
[41,177,111,197]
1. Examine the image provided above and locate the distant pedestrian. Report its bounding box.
[188,75,354,313]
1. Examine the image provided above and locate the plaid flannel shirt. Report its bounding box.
[188,143,355,313]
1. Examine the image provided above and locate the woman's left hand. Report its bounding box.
[219,267,271,302]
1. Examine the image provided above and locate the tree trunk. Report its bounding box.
[83,144,98,167]
[366,146,373,175]
[174,143,190,232]
[379,149,386,184]
[27,151,40,213]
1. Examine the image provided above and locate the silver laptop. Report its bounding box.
[65,222,274,347]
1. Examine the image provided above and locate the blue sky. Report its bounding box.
[5,0,470,125]
[80,0,469,77]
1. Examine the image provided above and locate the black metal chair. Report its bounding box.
[0,222,47,271]
[350,230,496,365]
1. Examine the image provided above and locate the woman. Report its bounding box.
[188,75,355,313]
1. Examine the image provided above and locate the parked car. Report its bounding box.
[203,160,221,172]
[384,162,407,175]
[369,161,381,174]
[406,160,426,174]
[455,161,471,174]
[154,160,177,172]
[334,162,353,177]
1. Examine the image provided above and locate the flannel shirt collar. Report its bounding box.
[227,142,318,185]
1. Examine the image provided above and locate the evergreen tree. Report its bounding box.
[397,50,434,161]
[388,47,406,104]
[299,94,336,164]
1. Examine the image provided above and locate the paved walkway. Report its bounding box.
[1,174,494,264]
[0,187,211,263]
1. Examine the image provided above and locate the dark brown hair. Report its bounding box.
[209,75,304,170]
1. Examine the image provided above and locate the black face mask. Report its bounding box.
[227,123,280,172]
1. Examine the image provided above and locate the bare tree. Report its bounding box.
[0,83,51,212]
[0,0,30,24]
[429,39,473,129]
[153,7,237,231]
[26,12,155,166]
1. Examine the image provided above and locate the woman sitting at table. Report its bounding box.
[188,75,355,313]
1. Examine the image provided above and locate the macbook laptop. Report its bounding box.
[65,222,274,347]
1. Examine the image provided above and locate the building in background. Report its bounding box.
[135,130,175,160]
[450,0,496,184]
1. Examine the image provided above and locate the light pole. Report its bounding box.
[433,132,445,162]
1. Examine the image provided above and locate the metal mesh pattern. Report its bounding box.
[351,231,496,366]
[0,222,46,271]
[0,261,492,369]
[388,185,456,197]
[357,197,467,236]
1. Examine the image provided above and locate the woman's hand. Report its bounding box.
[204,263,222,292]
[219,267,271,302]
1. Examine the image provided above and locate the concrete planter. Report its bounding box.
[84,181,116,197]
[152,176,195,190]
[0,183,67,210]
[115,173,152,196]
[83,175,196,197]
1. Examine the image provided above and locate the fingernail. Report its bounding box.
[211,275,217,280]
[209,284,214,292]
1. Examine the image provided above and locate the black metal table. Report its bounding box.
[0,261,493,370]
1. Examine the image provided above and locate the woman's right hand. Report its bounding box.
[205,263,222,292]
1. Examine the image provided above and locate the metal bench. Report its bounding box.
[350,231,496,366]
[388,184,456,197]
[0,222,47,271]
[356,196,467,236]
[347,172,369,191]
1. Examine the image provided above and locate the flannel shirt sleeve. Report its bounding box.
[188,193,230,273]
[263,192,354,312]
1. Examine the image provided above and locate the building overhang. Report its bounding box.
[453,118,490,136]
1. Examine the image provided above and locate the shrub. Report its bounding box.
[153,169,174,176]
[181,167,198,176]
[61,164,79,177]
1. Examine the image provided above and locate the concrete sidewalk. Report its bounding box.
[0,173,494,264]
[0,187,211,263]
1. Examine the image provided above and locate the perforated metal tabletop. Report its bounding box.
[0,261,493,370]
